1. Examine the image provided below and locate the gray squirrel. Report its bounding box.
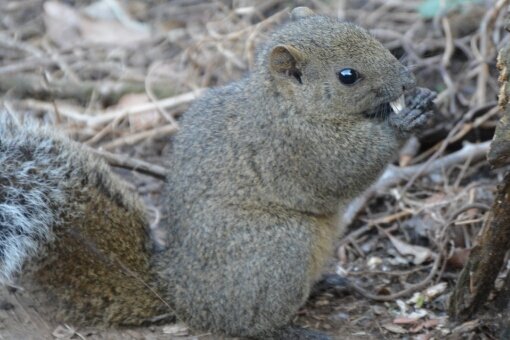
[0,7,435,340]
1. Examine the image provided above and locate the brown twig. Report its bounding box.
[342,141,491,227]
[349,246,443,302]
[92,149,166,180]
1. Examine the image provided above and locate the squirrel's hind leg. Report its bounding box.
[165,206,332,339]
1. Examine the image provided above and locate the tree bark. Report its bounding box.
[448,33,510,321]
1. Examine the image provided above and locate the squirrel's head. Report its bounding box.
[257,7,415,118]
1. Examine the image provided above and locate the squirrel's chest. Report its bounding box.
[309,214,340,281]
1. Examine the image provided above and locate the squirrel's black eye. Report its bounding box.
[337,68,360,85]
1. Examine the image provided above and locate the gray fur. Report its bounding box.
[0,8,436,339]
[0,115,143,284]
[0,116,63,283]
[160,12,433,340]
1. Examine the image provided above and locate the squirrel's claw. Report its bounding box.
[388,87,436,133]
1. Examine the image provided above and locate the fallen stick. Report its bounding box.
[92,149,166,180]
[100,124,178,150]
[342,141,491,227]
[19,89,205,128]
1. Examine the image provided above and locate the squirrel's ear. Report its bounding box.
[269,44,304,84]
[290,7,315,20]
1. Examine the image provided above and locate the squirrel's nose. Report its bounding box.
[400,66,416,91]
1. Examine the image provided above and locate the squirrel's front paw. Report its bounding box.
[388,87,436,133]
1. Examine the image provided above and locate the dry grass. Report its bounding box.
[0,0,508,338]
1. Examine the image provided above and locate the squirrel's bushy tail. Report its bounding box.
[0,114,171,325]
[0,115,65,283]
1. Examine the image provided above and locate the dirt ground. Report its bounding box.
[0,0,509,339]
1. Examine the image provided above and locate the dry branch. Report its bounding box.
[92,149,166,180]
[85,89,205,128]
[100,124,178,150]
[0,73,146,104]
[349,247,443,302]
[342,141,491,227]
[18,89,204,128]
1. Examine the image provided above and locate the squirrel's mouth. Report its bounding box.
[365,94,406,118]
[389,94,406,114]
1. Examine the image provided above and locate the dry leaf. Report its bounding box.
[421,318,441,329]
[410,318,441,333]
[52,325,76,339]
[382,323,408,334]
[393,317,419,325]
[424,282,447,299]
[396,299,408,314]
[114,93,161,131]
[43,1,150,48]
[413,333,435,340]
[406,309,428,320]
[43,1,82,48]
[79,19,150,46]
[387,233,436,265]
[367,256,382,269]
[162,323,189,336]
[372,305,386,315]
